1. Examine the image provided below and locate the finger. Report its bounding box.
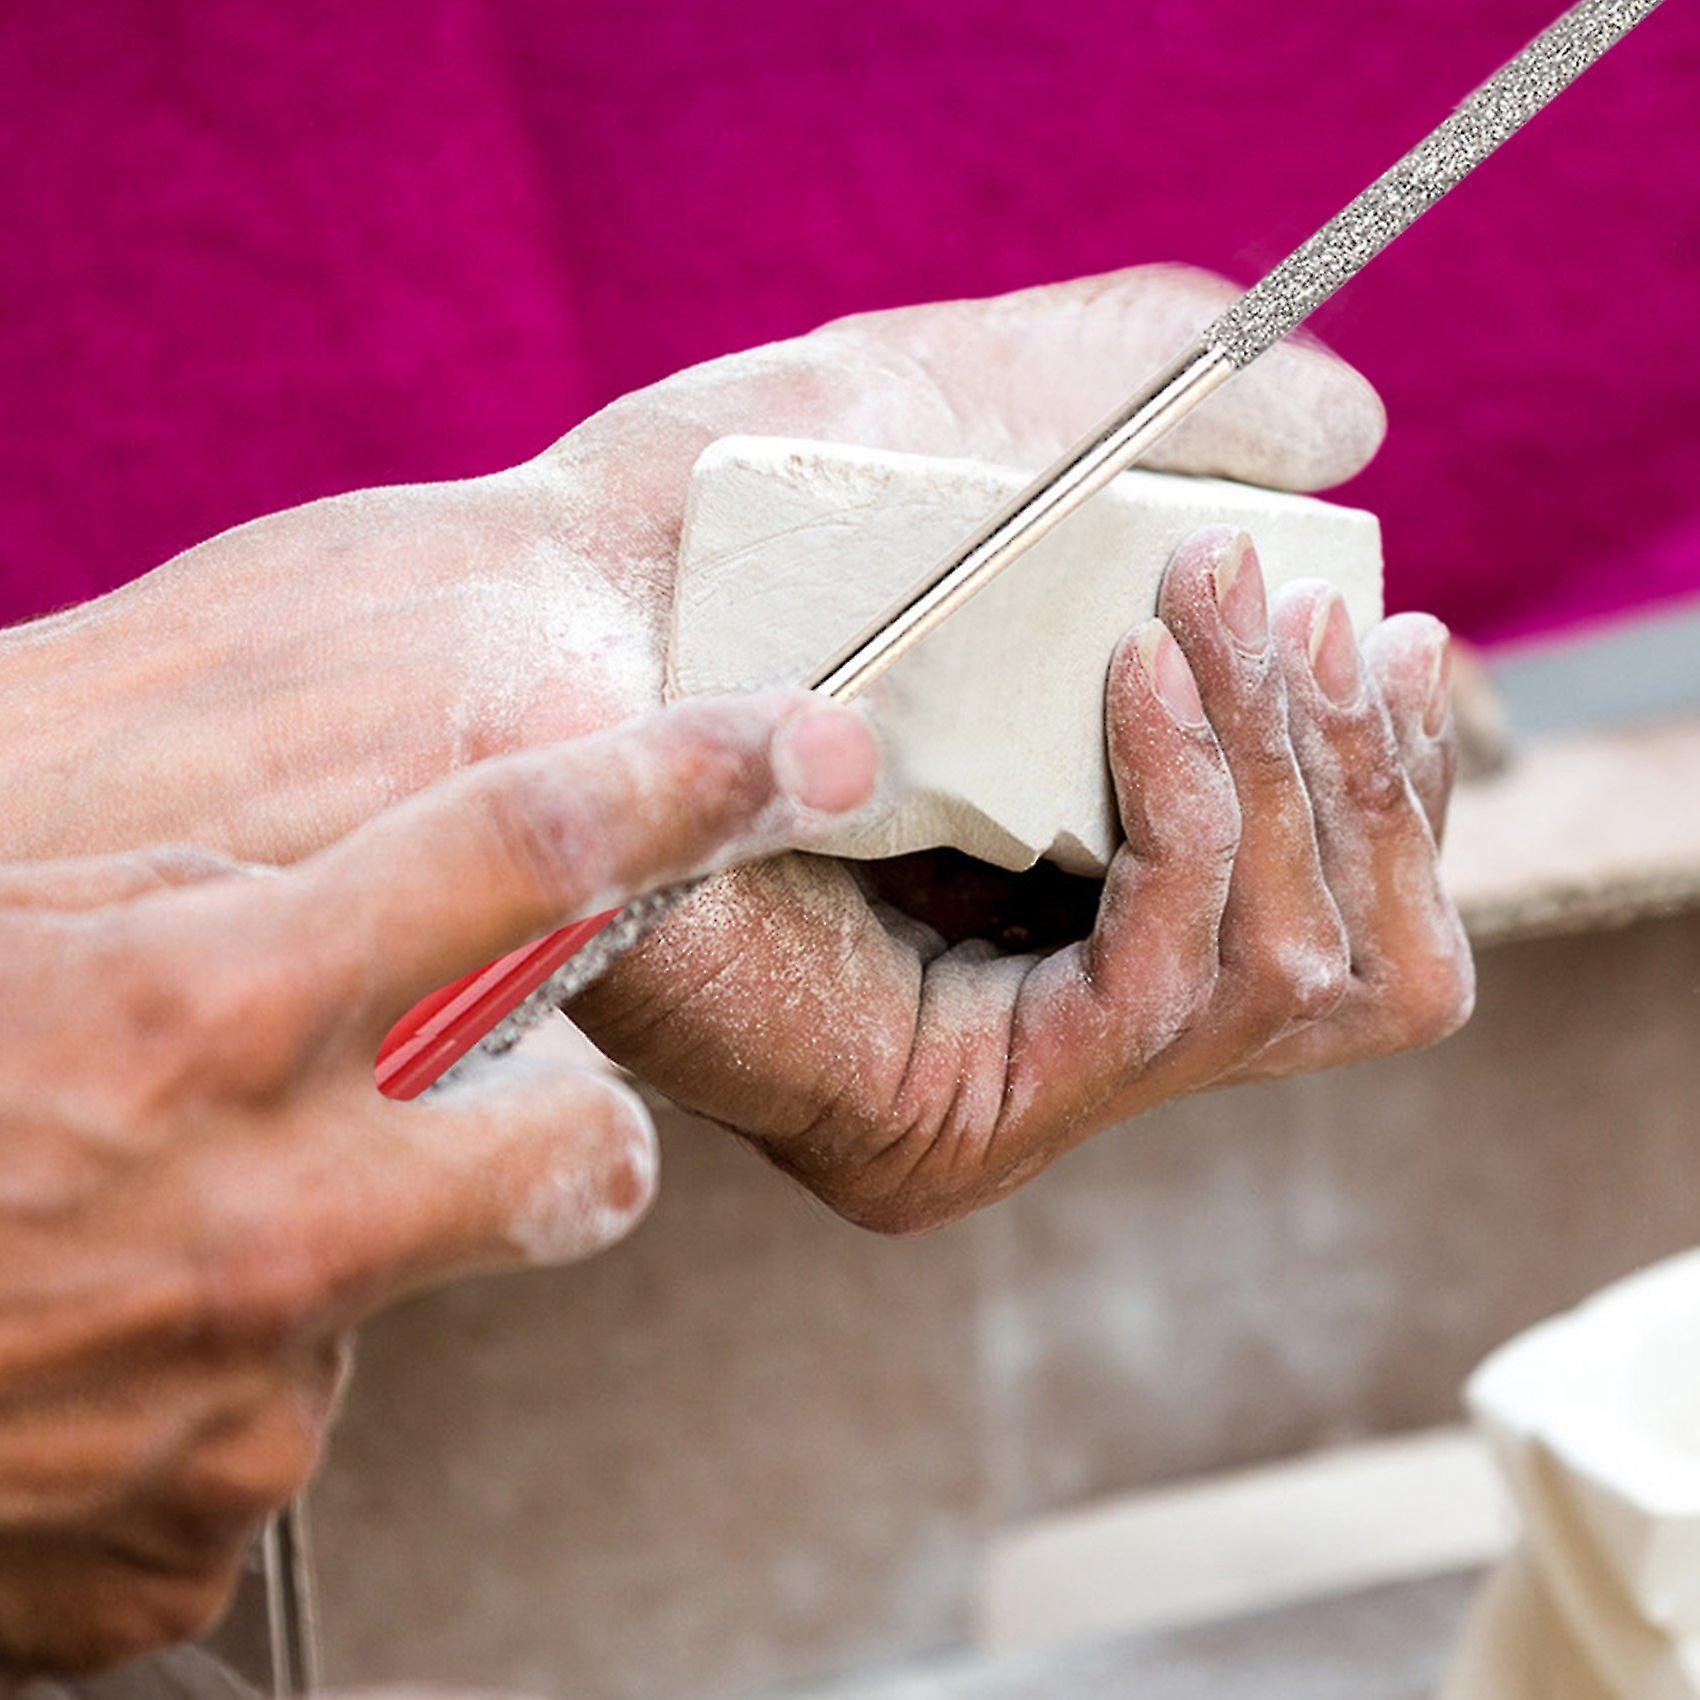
[147,1369,337,1560]
[1249,583,1473,1070]
[822,265,1386,490]
[1147,528,1348,1067]
[0,846,244,912]
[1364,614,1455,846]
[283,691,878,1038]
[1002,620,1241,1136]
[579,266,1385,509]
[295,1057,661,1312]
[0,1533,238,1671]
[0,1341,331,1533]
[12,1370,335,1590]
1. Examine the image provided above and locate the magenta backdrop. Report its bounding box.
[1,2,1696,643]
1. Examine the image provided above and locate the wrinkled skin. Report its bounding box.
[0,265,1473,1240]
[0,693,877,1671]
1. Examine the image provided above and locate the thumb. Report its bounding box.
[818,265,1387,492]
[574,265,1384,512]
[287,690,878,1040]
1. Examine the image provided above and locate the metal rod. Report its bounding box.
[263,1498,322,1698]
[805,342,1236,702]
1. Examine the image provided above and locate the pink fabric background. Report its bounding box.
[2,1,1695,643]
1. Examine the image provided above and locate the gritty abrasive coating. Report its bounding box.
[479,881,700,1058]
[1207,0,1664,366]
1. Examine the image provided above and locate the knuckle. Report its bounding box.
[1247,934,1351,1029]
[1206,816,1245,876]
[1231,721,1304,792]
[823,1179,956,1239]
[1144,796,1242,884]
[1404,946,1478,1047]
[177,961,295,1072]
[139,845,246,889]
[0,1430,147,1527]
[796,1096,1015,1241]
[1095,906,1223,1049]
[467,759,580,909]
[1142,260,1237,303]
[59,1616,157,1672]
[190,1413,320,1525]
[1172,947,1226,1031]
[191,1224,329,1349]
[1377,924,1477,1050]
[1294,956,1352,1024]
[1342,751,1414,824]
[647,715,763,825]
[82,971,206,1134]
[106,1570,235,1661]
[463,733,762,913]
[109,953,200,1059]
[731,334,857,415]
[32,1566,238,1670]
[105,954,297,1118]
[762,1119,964,1240]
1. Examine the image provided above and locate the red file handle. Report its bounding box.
[375,910,619,1100]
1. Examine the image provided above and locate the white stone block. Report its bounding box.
[671,436,1382,874]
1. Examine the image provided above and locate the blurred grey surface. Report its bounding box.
[1489,594,1700,737]
[20,1647,255,1700]
[249,908,1700,1699]
[777,1571,1481,1700]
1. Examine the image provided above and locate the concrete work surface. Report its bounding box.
[776,1573,1482,1700]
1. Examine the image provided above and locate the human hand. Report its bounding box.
[577,530,1473,1230]
[0,693,875,1671]
[0,264,1466,1236]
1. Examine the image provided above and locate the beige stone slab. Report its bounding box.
[977,1427,1510,1651]
[1445,1253,1700,1700]
[1446,715,1700,944]
[771,1572,1480,1700]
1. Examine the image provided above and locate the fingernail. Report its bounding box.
[1423,633,1452,737]
[1136,620,1207,728]
[1308,592,1363,709]
[772,702,879,812]
[1214,531,1268,654]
